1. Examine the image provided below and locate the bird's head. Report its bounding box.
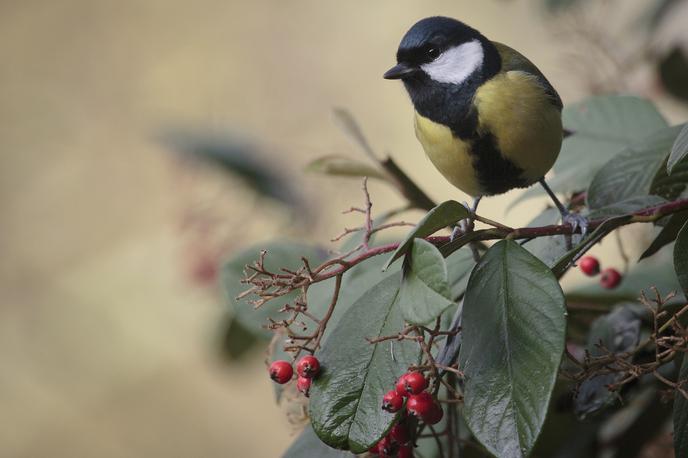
[384,17,499,88]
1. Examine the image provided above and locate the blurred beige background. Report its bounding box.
[1,1,686,457]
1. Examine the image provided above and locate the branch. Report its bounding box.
[247,197,688,291]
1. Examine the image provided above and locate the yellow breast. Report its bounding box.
[413,70,562,197]
[414,112,482,196]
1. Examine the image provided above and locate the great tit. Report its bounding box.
[384,16,584,233]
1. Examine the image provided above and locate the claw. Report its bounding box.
[563,212,589,238]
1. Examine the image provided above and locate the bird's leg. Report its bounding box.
[449,196,482,261]
[539,179,588,249]
[450,196,482,240]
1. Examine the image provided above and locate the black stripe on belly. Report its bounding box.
[470,133,529,195]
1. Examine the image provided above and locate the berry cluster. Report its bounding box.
[372,372,444,457]
[268,355,321,397]
[579,255,622,289]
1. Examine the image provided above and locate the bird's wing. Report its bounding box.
[491,41,563,110]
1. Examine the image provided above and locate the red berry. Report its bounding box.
[402,372,428,395]
[397,444,414,458]
[600,268,622,289]
[406,392,434,418]
[296,355,320,378]
[579,256,600,276]
[376,436,396,457]
[269,360,293,384]
[423,403,444,425]
[369,442,380,455]
[296,376,311,396]
[396,373,411,397]
[389,423,410,444]
[382,390,404,413]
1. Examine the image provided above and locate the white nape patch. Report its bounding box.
[421,40,484,85]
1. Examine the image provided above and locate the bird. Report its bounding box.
[384,16,585,237]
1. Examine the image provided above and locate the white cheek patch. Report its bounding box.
[421,40,485,85]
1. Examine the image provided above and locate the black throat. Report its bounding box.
[403,38,501,140]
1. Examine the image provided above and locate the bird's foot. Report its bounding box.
[563,212,588,238]
[449,202,477,242]
[562,212,588,250]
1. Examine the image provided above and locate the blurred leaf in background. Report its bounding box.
[161,128,305,210]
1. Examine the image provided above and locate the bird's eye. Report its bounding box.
[426,47,440,60]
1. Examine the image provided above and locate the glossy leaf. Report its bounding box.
[221,242,327,338]
[305,155,387,180]
[446,247,476,300]
[676,220,688,297]
[668,124,688,174]
[283,424,353,458]
[309,275,420,452]
[459,240,566,458]
[398,239,455,325]
[674,356,688,458]
[587,125,683,210]
[384,201,470,270]
[652,126,688,201]
[639,210,688,260]
[574,306,642,418]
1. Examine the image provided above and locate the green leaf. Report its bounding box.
[639,210,688,260]
[587,195,667,219]
[510,96,668,207]
[305,155,388,180]
[219,316,260,361]
[283,424,353,458]
[309,275,420,452]
[459,240,567,458]
[446,247,476,300]
[384,201,470,270]
[675,220,688,298]
[587,125,683,210]
[398,239,455,325]
[161,130,302,207]
[668,124,688,174]
[221,241,327,338]
[652,124,688,201]
[674,356,688,458]
[574,305,642,418]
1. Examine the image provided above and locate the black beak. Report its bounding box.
[383,62,416,80]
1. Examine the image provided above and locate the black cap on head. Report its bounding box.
[397,17,483,67]
[383,16,500,83]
